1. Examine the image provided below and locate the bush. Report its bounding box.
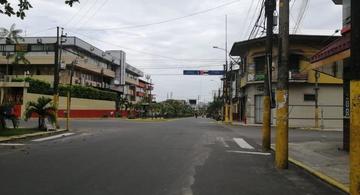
[23,77,116,101]
[25,77,53,95]
[11,78,25,82]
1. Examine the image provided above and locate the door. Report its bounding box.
[255,95,263,124]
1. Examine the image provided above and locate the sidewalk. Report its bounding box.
[222,122,349,193]
[286,141,349,193]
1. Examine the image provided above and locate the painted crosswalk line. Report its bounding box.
[233,138,254,150]
[216,137,230,148]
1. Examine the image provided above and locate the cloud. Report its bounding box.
[1,0,342,102]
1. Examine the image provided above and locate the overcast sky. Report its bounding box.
[2,0,342,102]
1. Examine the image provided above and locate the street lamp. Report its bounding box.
[213,45,233,123]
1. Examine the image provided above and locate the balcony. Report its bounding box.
[136,92,145,97]
[242,71,308,86]
[1,75,54,84]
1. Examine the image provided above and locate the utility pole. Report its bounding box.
[225,15,232,123]
[314,70,320,128]
[66,60,76,130]
[53,26,60,128]
[350,1,360,194]
[275,0,289,169]
[222,64,227,121]
[262,0,276,151]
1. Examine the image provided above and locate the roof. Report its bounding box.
[230,34,339,57]
[0,36,119,65]
[310,33,350,63]
[0,36,144,76]
[332,0,342,5]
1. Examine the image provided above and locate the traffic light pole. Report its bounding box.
[275,0,289,169]
[350,1,360,194]
[262,0,275,152]
[53,27,60,128]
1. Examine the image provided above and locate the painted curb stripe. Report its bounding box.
[32,133,74,142]
[227,150,271,156]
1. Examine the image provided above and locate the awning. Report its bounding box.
[309,33,350,70]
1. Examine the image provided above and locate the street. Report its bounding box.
[0,118,344,195]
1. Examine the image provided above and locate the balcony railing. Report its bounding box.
[245,71,308,83]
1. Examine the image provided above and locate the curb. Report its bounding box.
[126,118,178,122]
[288,157,349,194]
[0,129,68,143]
[294,127,343,132]
[270,147,349,194]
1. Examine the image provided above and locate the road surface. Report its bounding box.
[0,118,344,195]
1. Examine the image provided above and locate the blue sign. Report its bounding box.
[183,70,224,75]
[183,70,200,75]
[208,70,224,75]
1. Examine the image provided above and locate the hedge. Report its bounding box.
[13,77,117,101]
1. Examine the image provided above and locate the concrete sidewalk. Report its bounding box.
[222,122,349,193]
[286,141,349,193]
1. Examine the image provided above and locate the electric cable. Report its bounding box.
[75,0,243,31]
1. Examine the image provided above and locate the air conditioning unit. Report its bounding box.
[60,62,66,70]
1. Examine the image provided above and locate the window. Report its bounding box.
[304,94,316,101]
[254,56,265,75]
[289,54,301,73]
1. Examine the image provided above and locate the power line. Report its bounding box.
[62,0,92,27]
[138,64,223,69]
[240,0,256,39]
[76,0,111,29]
[293,0,309,34]
[68,30,187,60]
[244,0,262,39]
[27,27,57,36]
[68,30,226,62]
[75,0,243,31]
[71,0,100,28]
[248,0,265,39]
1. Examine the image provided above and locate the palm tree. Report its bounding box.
[24,97,57,130]
[0,24,28,80]
[0,24,24,44]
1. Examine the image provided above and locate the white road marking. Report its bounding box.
[0,143,25,146]
[233,138,254,150]
[32,133,74,142]
[216,137,229,148]
[227,150,271,156]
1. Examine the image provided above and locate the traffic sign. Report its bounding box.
[183,70,224,75]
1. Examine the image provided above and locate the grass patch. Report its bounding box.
[0,128,42,137]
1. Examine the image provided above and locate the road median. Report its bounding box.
[0,128,68,143]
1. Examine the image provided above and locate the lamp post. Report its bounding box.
[213,46,233,123]
[145,74,152,118]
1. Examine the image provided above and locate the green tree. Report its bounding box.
[24,97,57,130]
[207,98,223,120]
[1,0,79,19]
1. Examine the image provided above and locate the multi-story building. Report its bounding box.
[309,0,350,149]
[0,36,151,117]
[136,79,153,103]
[229,34,343,129]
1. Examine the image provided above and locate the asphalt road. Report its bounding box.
[0,118,345,195]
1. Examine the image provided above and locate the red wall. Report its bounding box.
[57,110,132,118]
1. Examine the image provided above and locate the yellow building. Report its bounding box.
[229,34,343,129]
